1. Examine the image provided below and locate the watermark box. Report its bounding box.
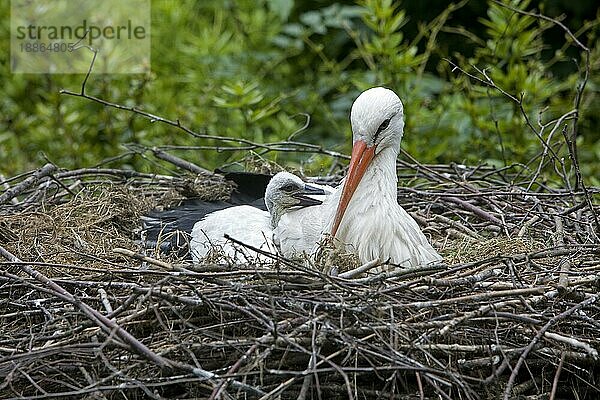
[11,0,151,74]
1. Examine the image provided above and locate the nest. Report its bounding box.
[1,161,599,400]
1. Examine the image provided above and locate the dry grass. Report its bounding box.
[442,237,545,264]
[2,186,147,266]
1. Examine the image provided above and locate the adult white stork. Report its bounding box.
[190,171,326,263]
[276,87,442,268]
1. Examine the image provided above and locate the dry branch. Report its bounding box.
[0,163,56,205]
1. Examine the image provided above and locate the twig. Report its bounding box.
[416,371,425,400]
[0,174,20,205]
[208,343,259,400]
[503,295,598,400]
[549,352,565,400]
[561,125,600,236]
[151,148,213,175]
[492,0,589,51]
[443,196,505,227]
[543,331,598,358]
[338,258,381,279]
[405,286,546,310]
[0,244,169,368]
[0,163,57,204]
[553,216,571,289]
[113,247,175,270]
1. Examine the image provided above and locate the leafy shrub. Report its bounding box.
[0,0,598,185]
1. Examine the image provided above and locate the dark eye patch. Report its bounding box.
[375,117,391,139]
[280,183,298,193]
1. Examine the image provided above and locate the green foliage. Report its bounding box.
[1,0,598,185]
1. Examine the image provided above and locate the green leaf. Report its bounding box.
[267,0,294,21]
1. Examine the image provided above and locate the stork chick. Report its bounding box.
[190,172,325,263]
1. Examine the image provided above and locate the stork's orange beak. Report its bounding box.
[331,140,375,237]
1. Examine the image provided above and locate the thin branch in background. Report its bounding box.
[286,113,311,141]
[67,29,97,95]
[491,1,598,236]
[59,42,349,165]
[445,10,599,236]
[561,123,599,236]
[526,110,577,192]
[492,0,590,51]
[413,0,469,78]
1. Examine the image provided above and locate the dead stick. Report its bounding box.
[553,216,571,289]
[549,352,565,400]
[0,174,19,205]
[405,286,546,309]
[151,148,213,175]
[444,196,505,226]
[338,258,381,279]
[544,331,598,357]
[416,371,425,400]
[0,244,169,368]
[208,343,259,400]
[113,247,175,269]
[503,294,598,400]
[0,163,56,204]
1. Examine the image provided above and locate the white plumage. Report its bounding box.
[326,147,441,266]
[330,87,441,267]
[190,172,326,263]
[275,87,442,267]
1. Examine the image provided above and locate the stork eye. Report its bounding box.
[280,183,297,193]
[376,118,391,137]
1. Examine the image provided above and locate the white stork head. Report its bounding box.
[265,172,326,228]
[331,87,405,237]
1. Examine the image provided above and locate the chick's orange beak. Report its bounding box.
[331,140,375,237]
